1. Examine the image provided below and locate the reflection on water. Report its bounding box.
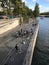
[32,17,49,65]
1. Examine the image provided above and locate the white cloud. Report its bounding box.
[41,7,49,13]
[32,7,34,10]
[45,0,49,2]
[22,0,49,13]
[39,5,42,8]
[22,0,26,2]
[22,0,29,6]
[32,0,39,2]
[39,5,49,13]
[32,0,37,2]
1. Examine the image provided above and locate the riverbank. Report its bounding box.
[23,24,39,65]
[0,19,39,65]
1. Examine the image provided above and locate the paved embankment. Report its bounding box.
[23,24,39,65]
[0,20,39,65]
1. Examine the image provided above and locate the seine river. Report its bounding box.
[32,17,49,65]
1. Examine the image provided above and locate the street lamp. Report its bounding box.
[19,4,23,16]
[19,4,23,24]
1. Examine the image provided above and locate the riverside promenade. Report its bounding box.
[0,19,39,65]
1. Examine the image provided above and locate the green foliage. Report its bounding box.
[40,12,49,15]
[12,0,22,15]
[23,15,29,23]
[1,0,34,17]
[1,0,37,20]
[1,2,4,7]
[27,9,34,17]
[1,0,14,16]
[0,12,5,15]
[33,3,40,18]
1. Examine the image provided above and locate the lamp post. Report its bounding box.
[19,4,23,24]
[11,7,14,17]
[19,4,23,16]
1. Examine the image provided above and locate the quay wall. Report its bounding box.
[23,24,39,65]
[0,18,19,35]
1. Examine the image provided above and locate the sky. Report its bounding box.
[22,0,49,13]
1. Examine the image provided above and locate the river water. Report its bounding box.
[31,17,49,65]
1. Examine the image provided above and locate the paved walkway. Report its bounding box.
[0,20,36,65]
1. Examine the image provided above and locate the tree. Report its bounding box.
[12,0,22,15]
[1,0,13,16]
[27,9,34,17]
[33,3,40,18]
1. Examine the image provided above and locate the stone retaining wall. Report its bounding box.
[0,18,19,35]
[23,24,39,65]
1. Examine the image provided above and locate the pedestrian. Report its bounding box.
[31,28,33,35]
[15,44,18,50]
